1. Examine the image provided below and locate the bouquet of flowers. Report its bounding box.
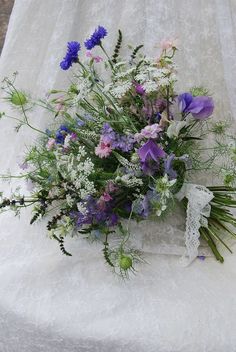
[1,26,236,276]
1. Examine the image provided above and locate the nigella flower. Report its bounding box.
[60,41,81,70]
[178,93,214,119]
[84,26,107,50]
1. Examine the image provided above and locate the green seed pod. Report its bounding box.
[119,256,132,270]
[10,91,27,106]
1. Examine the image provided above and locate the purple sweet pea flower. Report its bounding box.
[138,139,166,163]
[187,96,214,119]
[164,154,177,179]
[178,93,193,113]
[178,93,214,119]
[138,139,166,175]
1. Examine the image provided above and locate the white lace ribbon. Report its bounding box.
[176,183,214,265]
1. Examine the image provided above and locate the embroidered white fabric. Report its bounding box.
[0,0,236,351]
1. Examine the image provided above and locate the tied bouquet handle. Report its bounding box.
[0,26,236,278]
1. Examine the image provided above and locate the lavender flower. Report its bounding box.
[60,41,81,70]
[178,93,214,119]
[101,123,135,152]
[84,26,107,50]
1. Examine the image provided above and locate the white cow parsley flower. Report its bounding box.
[110,81,132,98]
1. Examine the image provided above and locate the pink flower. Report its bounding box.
[135,124,162,141]
[101,192,113,202]
[97,192,112,211]
[160,39,178,51]
[134,83,145,95]
[94,55,103,63]
[70,132,78,141]
[55,96,65,112]
[95,139,112,158]
[46,138,56,150]
[105,181,118,193]
[86,51,103,63]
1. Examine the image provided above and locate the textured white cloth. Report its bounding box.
[0,0,236,351]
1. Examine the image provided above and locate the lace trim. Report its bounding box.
[176,184,214,265]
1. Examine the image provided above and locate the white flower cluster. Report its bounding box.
[115,67,136,80]
[155,174,176,216]
[135,60,177,92]
[73,77,92,103]
[77,202,87,215]
[115,174,143,188]
[104,81,132,98]
[78,130,99,141]
[55,146,96,200]
[114,152,140,172]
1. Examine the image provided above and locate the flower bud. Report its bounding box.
[10,91,27,106]
[119,256,132,270]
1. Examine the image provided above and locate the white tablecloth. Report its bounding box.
[0,1,236,351]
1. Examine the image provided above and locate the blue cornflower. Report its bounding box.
[55,125,69,144]
[84,26,107,50]
[60,41,81,70]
